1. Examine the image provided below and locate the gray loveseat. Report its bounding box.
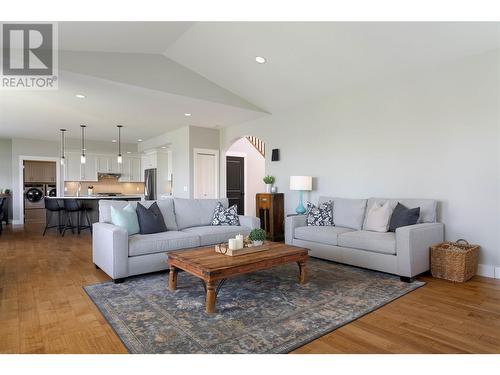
[286,197,444,281]
[92,198,260,282]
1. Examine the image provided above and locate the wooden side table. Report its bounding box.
[256,193,284,241]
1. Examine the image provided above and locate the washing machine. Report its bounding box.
[45,184,57,197]
[24,184,45,209]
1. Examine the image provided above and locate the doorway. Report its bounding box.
[226,156,245,215]
[225,136,265,216]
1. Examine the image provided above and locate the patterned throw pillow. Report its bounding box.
[211,202,240,226]
[306,201,334,226]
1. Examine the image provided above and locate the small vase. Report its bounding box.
[252,240,263,246]
[266,184,272,193]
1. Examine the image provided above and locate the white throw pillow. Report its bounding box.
[364,201,393,232]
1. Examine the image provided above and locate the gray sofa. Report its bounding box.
[286,197,444,281]
[92,198,260,282]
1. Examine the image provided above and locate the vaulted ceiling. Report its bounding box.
[0,22,498,143]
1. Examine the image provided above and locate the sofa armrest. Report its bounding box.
[238,215,261,230]
[92,222,129,280]
[285,215,307,244]
[396,222,444,277]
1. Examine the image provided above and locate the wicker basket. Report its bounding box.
[430,239,480,282]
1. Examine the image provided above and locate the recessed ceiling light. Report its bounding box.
[137,139,143,142]
[161,146,167,149]
[126,151,131,154]
[255,56,267,64]
[75,93,86,99]
[184,113,191,117]
[112,139,117,143]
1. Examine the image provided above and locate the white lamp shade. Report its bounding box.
[290,176,312,191]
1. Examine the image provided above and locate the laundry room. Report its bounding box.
[23,160,57,224]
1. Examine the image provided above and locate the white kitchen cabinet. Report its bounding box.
[119,156,142,182]
[64,152,97,181]
[80,154,98,181]
[130,157,142,182]
[64,152,81,181]
[97,155,122,173]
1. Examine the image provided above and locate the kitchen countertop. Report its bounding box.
[48,195,144,200]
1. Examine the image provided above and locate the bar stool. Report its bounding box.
[43,198,63,236]
[62,199,92,236]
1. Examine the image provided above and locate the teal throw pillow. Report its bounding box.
[111,203,140,235]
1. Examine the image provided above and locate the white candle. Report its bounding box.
[235,234,244,249]
[228,239,238,250]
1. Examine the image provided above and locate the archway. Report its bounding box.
[225,136,265,216]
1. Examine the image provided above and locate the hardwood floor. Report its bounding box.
[1,224,499,354]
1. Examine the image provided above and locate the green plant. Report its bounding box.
[263,175,275,184]
[249,228,266,241]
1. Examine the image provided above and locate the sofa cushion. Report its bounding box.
[136,202,167,235]
[319,196,367,230]
[99,199,177,231]
[143,199,178,231]
[294,226,354,246]
[364,201,393,232]
[211,202,240,226]
[129,231,200,257]
[174,198,229,230]
[110,204,140,235]
[389,203,420,232]
[338,230,396,255]
[306,201,333,226]
[182,225,251,246]
[365,198,437,224]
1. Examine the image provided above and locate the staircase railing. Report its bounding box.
[245,136,265,158]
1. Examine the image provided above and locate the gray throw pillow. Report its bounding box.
[389,203,420,232]
[136,202,167,234]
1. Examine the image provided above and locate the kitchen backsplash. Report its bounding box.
[64,180,145,196]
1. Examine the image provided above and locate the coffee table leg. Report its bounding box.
[298,260,307,284]
[168,266,178,291]
[205,280,217,314]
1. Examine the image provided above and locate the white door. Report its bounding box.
[194,150,218,199]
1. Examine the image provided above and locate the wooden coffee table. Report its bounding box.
[167,242,309,313]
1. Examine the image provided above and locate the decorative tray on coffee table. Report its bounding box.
[215,241,272,256]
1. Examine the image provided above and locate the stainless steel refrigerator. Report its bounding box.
[144,168,157,200]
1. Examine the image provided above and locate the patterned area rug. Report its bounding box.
[84,258,424,353]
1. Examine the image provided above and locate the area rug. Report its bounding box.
[84,258,424,353]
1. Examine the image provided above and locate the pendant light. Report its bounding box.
[60,128,66,165]
[116,125,123,164]
[80,124,86,164]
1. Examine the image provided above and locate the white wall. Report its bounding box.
[0,138,12,192]
[0,138,13,219]
[226,137,265,215]
[221,50,500,273]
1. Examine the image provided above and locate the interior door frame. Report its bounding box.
[193,148,219,199]
[225,151,247,215]
[17,155,61,225]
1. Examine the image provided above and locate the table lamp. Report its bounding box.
[290,176,312,214]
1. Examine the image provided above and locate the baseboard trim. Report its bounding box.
[477,264,500,279]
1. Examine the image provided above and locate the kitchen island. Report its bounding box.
[46,195,143,230]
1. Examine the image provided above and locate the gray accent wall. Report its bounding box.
[220,49,500,271]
